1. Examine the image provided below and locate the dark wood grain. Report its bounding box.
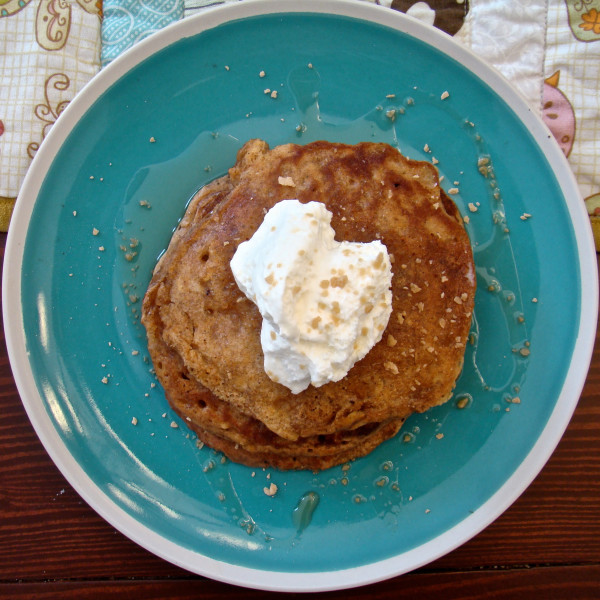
[1,565,600,599]
[1,231,599,597]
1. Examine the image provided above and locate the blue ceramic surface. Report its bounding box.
[13,7,587,583]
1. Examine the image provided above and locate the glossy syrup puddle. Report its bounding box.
[292,491,320,536]
[117,64,532,546]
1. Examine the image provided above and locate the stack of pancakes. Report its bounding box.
[142,139,476,470]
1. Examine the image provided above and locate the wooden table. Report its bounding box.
[1,232,598,599]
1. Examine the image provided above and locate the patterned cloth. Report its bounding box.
[101,0,183,65]
[0,0,102,230]
[546,1,600,204]
[455,0,600,247]
[1,0,599,245]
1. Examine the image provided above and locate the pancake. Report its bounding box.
[144,277,408,470]
[142,139,476,469]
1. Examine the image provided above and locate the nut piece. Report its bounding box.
[278,175,296,187]
[384,361,399,375]
[263,482,278,497]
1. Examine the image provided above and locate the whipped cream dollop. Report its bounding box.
[230,199,393,394]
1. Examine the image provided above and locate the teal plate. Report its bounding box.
[4,1,598,592]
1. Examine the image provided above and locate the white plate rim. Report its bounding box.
[3,0,598,592]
